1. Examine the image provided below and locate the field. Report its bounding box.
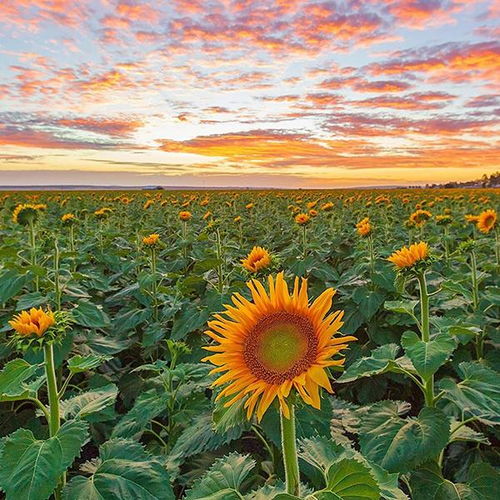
[0,188,498,500]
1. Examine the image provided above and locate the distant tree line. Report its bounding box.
[423,171,500,189]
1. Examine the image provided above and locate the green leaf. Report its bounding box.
[401,331,455,380]
[337,344,401,383]
[186,453,255,499]
[213,394,251,434]
[385,300,418,317]
[67,354,111,374]
[64,439,174,500]
[0,420,89,500]
[438,362,500,425]
[357,401,450,473]
[111,388,168,439]
[73,300,110,328]
[322,458,380,499]
[410,461,499,500]
[60,384,118,419]
[0,359,43,402]
[449,420,490,445]
[0,270,31,303]
[352,288,385,321]
[171,306,210,340]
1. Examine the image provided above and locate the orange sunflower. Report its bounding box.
[242,246,271,273]
[295,213,310,225]
[203,272,355,421]
[9,308,55,337]
[388,241,429,269]
[477,209,497,233]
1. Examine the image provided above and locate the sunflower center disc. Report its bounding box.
[244,311,317,384]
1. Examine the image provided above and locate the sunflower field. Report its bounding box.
[0,188,498,500]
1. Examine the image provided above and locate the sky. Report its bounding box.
[0,0,499,188]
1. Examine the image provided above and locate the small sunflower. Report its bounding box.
[321,202,334,211]
[12,203,46,225]
[9,308,55,338]
[143,199,154,210]
[143,233,160,246]
[477,209,497,234]
[435,215,452,226]
[179,210,192,221]
[242,246,271,273]
[61,213,77,224]
[234,216,242,223]
[409,209,432,226]
[203,272,355,421]
[465,214,479,224]
[357,221,372,237]
[308,209,318,217]
[388,241,429,269]
[295,213,310,225]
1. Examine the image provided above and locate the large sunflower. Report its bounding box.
[203,272,355,421]
[477,209,497,234]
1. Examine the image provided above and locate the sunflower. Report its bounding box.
[477,209,497,234]
[203,272,355,421]
[435,214,452,225]
[12,203,46,225]
[409,209,432,226]
[9,308,55,337]
[388,241,429,269]
[295,213,310,225]
[320,202,333,211]
[234,216,242,223]
[143,233,160,246]
[143,199,154,210]
[61,213,76,224]
[242,246,271,273]
[357,221,372,237]
[179,210,192,221]
[465,214,479,224]
[309,209,318,217]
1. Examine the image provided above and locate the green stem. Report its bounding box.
[215,228,224,293]
[54,239,61,311]
[443,226,449,261]
[28,217,39,292]
[44,343,63,499]
[496,227,500,267]
[182,221,187,260]
[470,250,479,312]
[150,246,158,321]
[280,405,300,496]
[368,234,375,284]
[417,272,435,407]
[302,225,307,260]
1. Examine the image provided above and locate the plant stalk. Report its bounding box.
[280,405,300,496]
[417,272,434,407]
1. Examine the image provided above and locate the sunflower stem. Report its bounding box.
[150,246,158,321]
[280,405,300,496]
[28,217,39,292]
[417,272,435,407]
[470,250,479,311]
[44,343,63,499]
[302,225,307,260]
[215,228,224,293]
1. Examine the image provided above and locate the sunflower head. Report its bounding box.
[242,246,271,273]
[465,214,479,224]
[321,202,334,211]
[12,203,45,225]
[357,221,372,237]
[143,199,154,210]
[477,209,497,234]
[94,207,112,218]
[409,209,432,226]
[203,272,356,421]
[234,215,242,223]
[246,203,254,210]
[179,210,192,221]
[203,210,212,221]
[435,214,452,226]
[61,213,77,225]
[388,241,430,271]
[295,213,310,225]
[143,233,160,246]
[308,209,318,217]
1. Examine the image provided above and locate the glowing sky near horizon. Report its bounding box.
[0,0,499,187]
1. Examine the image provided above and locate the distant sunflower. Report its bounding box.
[388,241,429,269]
[295,213,310,225]
[179,210,192,221]
[477,209,497,234]
[203,272,355,421]
[143,233,160,246]
[409,209,432,226]
[242,246,271,273]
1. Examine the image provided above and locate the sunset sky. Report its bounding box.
[0,0,499,188]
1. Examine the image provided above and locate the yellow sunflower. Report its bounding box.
[203,272,355,421]
[477,209,497,234]
[409,209,432,226]
[295,213,310,225]
[242,246,271,273]
[143,233,160,246]
[9,308,55,337]
[179,210,192,221]
[388,241,429,269]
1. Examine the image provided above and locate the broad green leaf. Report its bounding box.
[0,359,43,401]
[186,453,255,499]
[171,306,210,340]
[410,461,499,500]
[385,300,418,317]
[60,384,118,419]
[213,394,251,434]
[64,439,174,500]
[357,401,450,473]
[322,458,380,499]
[449,420,490,445]
[438,362,500,425]
[15,292,48,310]
[401,331,455,380]
[0,270,31,303]
[67,354,111,374]
[337,344,401,383]
[352,288,385,321]
[0,420,88,500]
[111,388,168,439]
[73,300,110,328]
